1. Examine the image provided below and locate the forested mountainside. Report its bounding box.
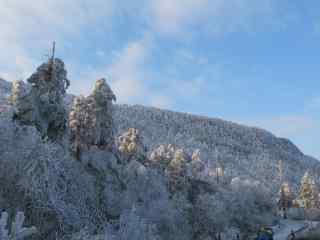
[2,76,318,193]
[114,104,320,192]
[2,77,319,192]
[0,59,319,240]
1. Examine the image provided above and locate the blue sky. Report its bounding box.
[0,0,319,159]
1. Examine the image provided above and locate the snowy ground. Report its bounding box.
[272,220,307,240]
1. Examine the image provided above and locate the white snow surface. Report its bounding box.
[273,220,307,240]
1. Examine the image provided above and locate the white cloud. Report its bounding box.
[150,0,209,34]
[243,115,316,137]
[108,38,150,101]
[242,114,320,159]
[149,0,282,35]
[0,0,287,83]
[150,95,172,109]
[68,35,174,107]
[0,0,290,107]
[0,0,115,80]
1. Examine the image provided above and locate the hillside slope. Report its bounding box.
[0,74,319,239]
[114,104,319,192]
[0,78,319,193]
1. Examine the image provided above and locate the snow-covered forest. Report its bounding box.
[0,58,319,240]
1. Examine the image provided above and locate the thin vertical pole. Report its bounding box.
[52,41,56,61]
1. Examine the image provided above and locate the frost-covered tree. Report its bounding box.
[89,78,116,148]
[0,211,37,240]
[69,79,116,159]
[166,148,189,192]
[115,207,160,240]
[278,182,293,211]
[25,58,70,140]
[193,193,228,240]
[10,80,34,125]
[229,178,275,237]
[297,172,319,209]
[117,128,145,162]
[149,144,176,169]
[190,149,205,179]
[69,96,95,159]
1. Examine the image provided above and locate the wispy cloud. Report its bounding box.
[149,0,284,36]
[108,36,151,102]
[69,34,174,107]
[0,0,289,81]
[150,95,172,109]
[0,0,115,80]
[149,0,209,34]
[244,115,316,137]
[237,93,320,159]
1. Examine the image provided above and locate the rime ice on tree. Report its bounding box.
[69,78,116,160]
[10,53,70,140]
[296,172,320,209]
[0,211,37,240]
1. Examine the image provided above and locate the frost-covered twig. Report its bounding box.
[0,211,37,240]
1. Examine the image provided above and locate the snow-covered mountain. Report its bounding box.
[0,77,319,193]
[114,104,319,192]
[1,75,319,240]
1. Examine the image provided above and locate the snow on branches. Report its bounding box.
[0,211,37,240]
[149,144,176,169]
[69,78,116,159]
[117,128,145,162]
[10,58,70,140]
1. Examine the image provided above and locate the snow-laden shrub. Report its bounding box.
[228,178,275,236]
[0,116,104,238]
[0,211,37,240]
[193,193,228,239]
[117,128,145,162]
[115,207,160,240]
[149,144,176,169]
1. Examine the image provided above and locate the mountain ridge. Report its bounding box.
[0,78,319,192]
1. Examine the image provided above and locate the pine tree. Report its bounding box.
[191,149,204,178]
[118,128,144,159]
[69,78,116,159]
[278,182,293,215]
[88,78,116,148]
[149,144,176,169]
[69,96,94,159]
[166,148,188,192]
[26,57,70,140]
[298,172,319,209]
